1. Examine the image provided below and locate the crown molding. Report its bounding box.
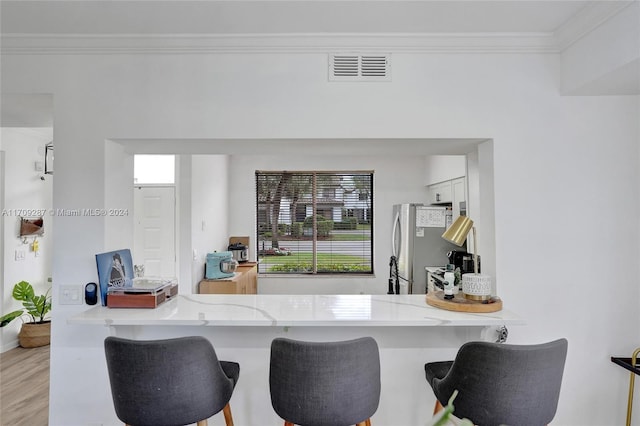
[1,33,559,55]
[2,2,632,55]
[554,0,636,51]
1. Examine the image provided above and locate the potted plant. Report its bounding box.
[0,280,52,348]
[428,391,473,426]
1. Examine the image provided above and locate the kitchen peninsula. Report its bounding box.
[69,294,523,426]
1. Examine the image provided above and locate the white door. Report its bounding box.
[133,186,176,278]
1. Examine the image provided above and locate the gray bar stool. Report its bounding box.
[269,337,381,426]
[425,338,568,426]
[104,336,239,426]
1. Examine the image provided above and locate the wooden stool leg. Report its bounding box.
[196,420,208,426]
[222,403,234,426]
[284,422,295,426]
[366,419,372,426]
[433,399,444,416]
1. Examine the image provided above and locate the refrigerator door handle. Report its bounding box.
[392,210,401,259]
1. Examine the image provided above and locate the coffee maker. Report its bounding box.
[447,250,480,274]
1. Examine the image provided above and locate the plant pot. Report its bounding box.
[18,321,51,348]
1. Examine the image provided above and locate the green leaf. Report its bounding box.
[9,281,52,323]
[12,281,34,302]
[23,295,41,316]
[0,310,24,327]
[429,404,455,426]
[427,390,474,426]
[23,294,51,322]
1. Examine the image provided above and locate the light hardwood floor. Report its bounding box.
[0,345,50,426]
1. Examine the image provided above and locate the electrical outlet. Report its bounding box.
[14,250,25,261]
[60,285,82,305]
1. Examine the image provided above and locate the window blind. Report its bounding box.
[256,171,374,275]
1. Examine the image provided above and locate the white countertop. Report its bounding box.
[68,294,523,327]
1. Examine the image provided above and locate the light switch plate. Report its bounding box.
[60,285,83,305]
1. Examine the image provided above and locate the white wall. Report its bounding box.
[0,128,53,351]
[104,140,134,251]
[191,154,229,290]
[1,50,638,425]
[423,155,466,186]
[561,1,640,95]
[465,141,496,293]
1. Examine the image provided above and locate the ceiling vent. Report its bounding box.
[329,54,391,82]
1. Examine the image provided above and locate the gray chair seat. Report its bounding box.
[269,337,381,426]
[104,336,239,426]
[424,338,568,426]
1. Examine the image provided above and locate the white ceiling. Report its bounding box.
[0,1,594,35]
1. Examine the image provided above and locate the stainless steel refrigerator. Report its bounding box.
[391,203,461,294]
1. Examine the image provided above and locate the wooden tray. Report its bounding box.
[426,291,503,313]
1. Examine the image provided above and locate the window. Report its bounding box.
[256,171,374,275]
[134,155,175,184]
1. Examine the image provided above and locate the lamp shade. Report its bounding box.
[442,216,473,246]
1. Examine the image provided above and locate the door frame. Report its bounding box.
[0,151,5,287]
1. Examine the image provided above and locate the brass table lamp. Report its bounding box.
[442,215,491,300]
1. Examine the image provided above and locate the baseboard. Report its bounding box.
[1,339,19,353]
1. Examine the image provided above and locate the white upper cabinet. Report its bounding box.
[424,155,466,186]
[426,177,466,219]
[425,155,467,217]
[427,180,453,204]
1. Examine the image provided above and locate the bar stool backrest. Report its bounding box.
[269,337,381,426]
[104,336,236,426]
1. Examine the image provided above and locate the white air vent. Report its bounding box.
[329,54,391,82]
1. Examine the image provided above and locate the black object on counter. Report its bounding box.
[85,282,98,305]
[388,256,400,295]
